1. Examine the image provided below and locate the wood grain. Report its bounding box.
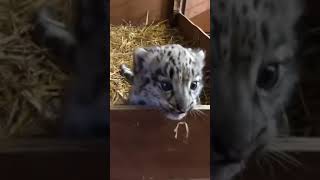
[110,106,211,179]
[110,0,171,25]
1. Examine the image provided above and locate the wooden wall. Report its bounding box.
[184,0,210,19]
[110,0,172,25]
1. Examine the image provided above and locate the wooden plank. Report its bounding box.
[190,10,210,33]
[110,105,211,179]
[0,137,319,153]
[110,105,210,110]
[0,138,106,153]
[184,0,210,19]
[110,0,171,25]
[268,137,320,152]
[0,138,318,179]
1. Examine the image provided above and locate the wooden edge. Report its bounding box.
[0,139,107,153]
[190,10,210,33]
[110,105,210,110]
[268,137,320,152]
[0,138,318,153]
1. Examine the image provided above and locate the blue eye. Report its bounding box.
[160,81,173,91]
[190,81,198,90]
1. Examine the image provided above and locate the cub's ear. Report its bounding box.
[193,49,206,70]
[133,48,148,74]
[133,47,157,73]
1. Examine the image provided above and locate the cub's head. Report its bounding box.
[129,44,205,120]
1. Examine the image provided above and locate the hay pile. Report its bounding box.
[0,0,71,137]
[110,21,210,105]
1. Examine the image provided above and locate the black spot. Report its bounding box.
[189,58,192,64]
[261,22,269,45]
[167,51,172,56]
[253,0,260,9]
[191,69,194,76]
[242,5,248,15]
[169,68,174,79]
[136,56,144,72]
[169,56,176,65]
[138,100,146,105]
[155,68,163,76]
[145,77,150,84]
[151,75,158,83]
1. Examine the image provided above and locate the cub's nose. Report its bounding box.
[176,103,188,114]
[176,100,194,113]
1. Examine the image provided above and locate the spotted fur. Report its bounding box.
[121,44,205,121]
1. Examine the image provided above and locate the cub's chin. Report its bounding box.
[165,112,187,121]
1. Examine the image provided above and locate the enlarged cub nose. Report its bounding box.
[176,100,193,114]
[176,104,187,114]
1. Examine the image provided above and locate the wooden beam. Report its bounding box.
[0,137,318,179]
[268,137,320,152]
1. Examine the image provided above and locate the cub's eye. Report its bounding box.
[190,81,198,90]
[257,63,279,90]
[160,81,173,91]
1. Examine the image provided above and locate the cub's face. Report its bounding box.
[129,44,205,120]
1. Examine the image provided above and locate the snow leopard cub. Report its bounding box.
[120,44,205,121]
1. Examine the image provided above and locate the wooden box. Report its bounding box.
[110,0,211,179]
